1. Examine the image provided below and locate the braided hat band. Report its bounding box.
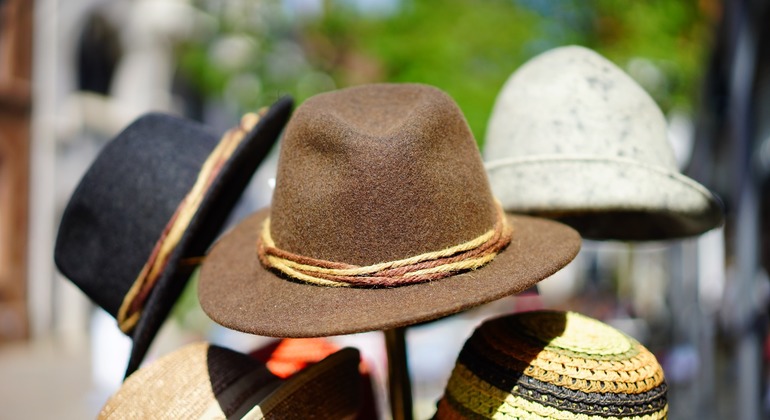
[256,201,512,288]
[437,311,668,420]
[116,111,265,334]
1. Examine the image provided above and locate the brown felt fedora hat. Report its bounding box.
[198,83,581,337]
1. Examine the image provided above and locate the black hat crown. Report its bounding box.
[54,97,293,376]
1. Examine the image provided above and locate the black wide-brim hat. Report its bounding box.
[55,97,293,377]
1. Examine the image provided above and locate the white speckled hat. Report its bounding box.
[484,45,722,240]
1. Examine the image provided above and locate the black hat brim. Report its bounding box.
[125,97,293,377]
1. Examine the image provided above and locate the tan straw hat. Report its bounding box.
[484,45,722,240]
[99,342,362,419]
[198,83,580,337]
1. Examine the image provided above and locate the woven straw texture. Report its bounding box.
[100,343,362,419]
[436,311,668,419]
[99,342,280,419]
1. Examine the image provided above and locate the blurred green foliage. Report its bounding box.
[303,0,545,145]
[588,0,710,112]
[178,0,715,145]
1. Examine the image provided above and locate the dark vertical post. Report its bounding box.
[384,327,413,420]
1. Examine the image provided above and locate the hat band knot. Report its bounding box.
[256,202,512,288]
[116,110,267,334]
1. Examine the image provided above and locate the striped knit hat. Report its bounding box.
[436,310,668,419]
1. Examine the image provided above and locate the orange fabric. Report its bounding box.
[250,338,340,379]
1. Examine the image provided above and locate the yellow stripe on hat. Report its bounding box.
[445,364,668,420]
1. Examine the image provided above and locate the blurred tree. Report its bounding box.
[303,0,545,144]
[177,0,715,144]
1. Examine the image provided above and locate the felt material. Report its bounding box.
[200,211,578,337]
[247,347,363,419]
[257,202,510,287]
[100,342,362,419]
[271,83,495,265]
[54,97,293,378]
[249,338,380,420]
[484,45,723,241]
[198,82,580,337]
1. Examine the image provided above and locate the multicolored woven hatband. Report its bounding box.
[436,310,668,420]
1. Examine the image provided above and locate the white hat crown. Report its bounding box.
[483,45,722,240]
[485,45,677,170]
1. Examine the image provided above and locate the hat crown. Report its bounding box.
[484,45,677,170]
[437,310,668,419]
[102,343,276,418]
[271,83,496,266]
[54,114,218,317]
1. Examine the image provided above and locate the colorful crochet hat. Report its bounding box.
[436,310,668,419]
[483,45,722,240]
[198,83,580,338]
[54,98,292,377]
[100,342,362,419]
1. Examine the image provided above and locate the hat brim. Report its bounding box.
[125,98,293,377]
[485,156,723,241]
[198,209,580,337]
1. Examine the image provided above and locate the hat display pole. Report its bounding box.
[384,327,413,420]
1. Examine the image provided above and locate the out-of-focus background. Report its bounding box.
[1,0,770,419]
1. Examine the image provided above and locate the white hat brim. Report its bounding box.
[485,155,723,240]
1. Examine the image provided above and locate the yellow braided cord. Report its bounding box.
[117,111,264,333]
[258,251,503,289]
[258,202,512,287]
[446,364,668,420]
[259,257,350,288]
[261,220,497,277]
[407,253,499,277]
